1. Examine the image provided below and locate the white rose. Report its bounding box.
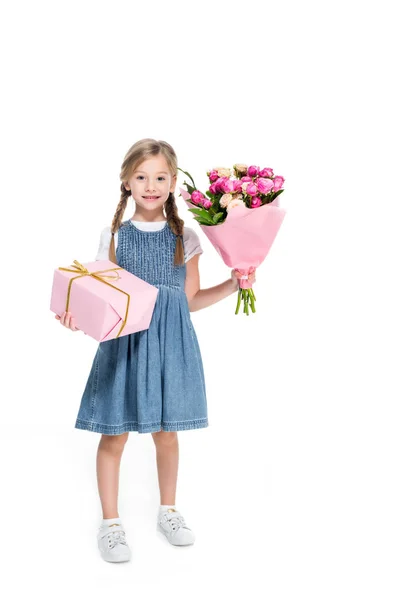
[226,199,245,212]
[216,167,231,178]
[219,193,233,208]
[233,163,248,175]
[241,182,249,193]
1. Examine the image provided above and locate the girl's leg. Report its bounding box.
[151,431,179,505]
[96,432,129,518]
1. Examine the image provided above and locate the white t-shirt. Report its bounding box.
[95,220,203,263]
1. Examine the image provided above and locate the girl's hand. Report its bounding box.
[231,267,257,288]
[55,311,81,332]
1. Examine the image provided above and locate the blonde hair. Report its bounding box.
[109,138,185,266]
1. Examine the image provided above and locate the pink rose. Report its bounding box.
[209,182,218,195]
[191,190,205,205]
[221,178,234,193]
[250,196,262,208]
[203,199,212,209]
[273,176,285,191]
[241,176,252,182]
[214,177,226,193]
[259,168,274,178]
[232,179,243,192]
[246,182,258,196]
[208,170,219,182]
[247,165,259,177]
[257,177,274,195]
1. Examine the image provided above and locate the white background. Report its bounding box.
[1,0,399,598]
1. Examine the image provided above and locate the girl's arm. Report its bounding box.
[185,254,243,312]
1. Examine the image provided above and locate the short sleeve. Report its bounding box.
[183,227,203,263]
[95,226,118,260]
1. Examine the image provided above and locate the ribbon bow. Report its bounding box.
[58,260,130,338]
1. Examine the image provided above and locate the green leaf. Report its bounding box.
[189,207,212,219]
[177,167,196,189]
[269,189,284,202]
[181,182,196,195]
[197,208,214,219]
[188,207,214,223]
[212,212,224,223]
[191,215,214,226]
[199,216,215,225]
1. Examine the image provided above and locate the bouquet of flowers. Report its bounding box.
[178,164,286,315]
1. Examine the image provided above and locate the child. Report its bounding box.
[56,138,256,563]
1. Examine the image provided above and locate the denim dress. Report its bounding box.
[75,220,208,435]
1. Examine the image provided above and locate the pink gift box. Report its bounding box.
[50,259,159,341]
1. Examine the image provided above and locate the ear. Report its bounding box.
[170,174,177,194]
[124,182,130,191]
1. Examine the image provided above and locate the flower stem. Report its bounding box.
[234,287,256,315]
[235,289,242,314]
[249,292,256,313]
[244,291,249,315]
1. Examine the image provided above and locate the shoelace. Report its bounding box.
[102,529,128,549]
[165,513,187,533]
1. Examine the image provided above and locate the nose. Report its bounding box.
[145,179,157,192]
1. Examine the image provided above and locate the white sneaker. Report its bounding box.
[157,508,195,546]
[97,522,131,562]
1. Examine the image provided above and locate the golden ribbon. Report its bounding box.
[58,260,131,338]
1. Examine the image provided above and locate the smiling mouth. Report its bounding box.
[143,196,160,200]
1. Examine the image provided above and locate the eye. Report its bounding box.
[136,176,165,180]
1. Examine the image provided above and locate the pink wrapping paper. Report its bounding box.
[50,260,159,341]
[179,189,286,288]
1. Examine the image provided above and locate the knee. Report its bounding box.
[99,432,129,454]
[152,430,178,447]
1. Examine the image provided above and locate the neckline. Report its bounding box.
[128,220,168,233]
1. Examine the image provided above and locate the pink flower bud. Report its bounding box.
[208,170,219,182]
[241,176,252,182]
[232,179,243,192]
[191,190,205,205]
[209,182,218,195]
[247,165,259,177]
[221,178,234,193]
[259,168,274,178]
[246,182,258,196]
[257,177,274,195]
[214,177,226,193]
[203,199,212,209]
[250,196,262,208]
[272,176,285,191]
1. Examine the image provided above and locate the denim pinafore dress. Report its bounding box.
[75,220,208,435]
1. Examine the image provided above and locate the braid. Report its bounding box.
[164,192,185,266]
[109,183,131,263]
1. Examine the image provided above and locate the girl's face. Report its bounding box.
[124,154,176,217]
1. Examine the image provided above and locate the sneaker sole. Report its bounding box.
[99,553,131,563]
[98,547,131,562]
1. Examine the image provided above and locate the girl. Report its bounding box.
[56,138,256,563]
